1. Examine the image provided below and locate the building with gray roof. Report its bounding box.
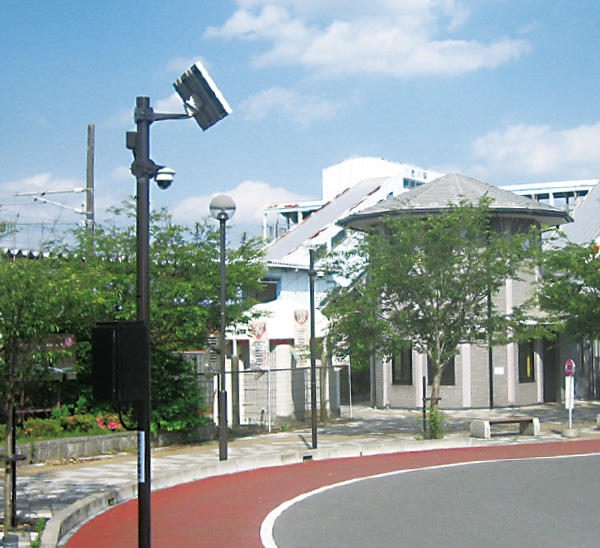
[341,173,572,230]
[338,172,572,409]
[558,179,600,246]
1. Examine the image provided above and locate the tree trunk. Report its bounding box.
[430,370,442,411]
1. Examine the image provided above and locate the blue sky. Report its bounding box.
[1,1,599,248]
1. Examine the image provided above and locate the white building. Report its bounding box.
[339,173,572,409]
[501,180,597,213]
[229,158,442,423]
[227,159,596,416]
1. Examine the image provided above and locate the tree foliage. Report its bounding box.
[326,198,540,410]
[536,240,600,339]
[63,204,265,428]
[68,204,265,351]
[0,254,98,529]
[0,205,264,528]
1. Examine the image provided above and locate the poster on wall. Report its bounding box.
[294,309,309,367]
[249,320,268,370]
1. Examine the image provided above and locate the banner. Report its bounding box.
[249,320,268,370]
[294,309,309,367]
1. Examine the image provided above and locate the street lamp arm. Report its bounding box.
[134,99,192,125]
[152,111,192,122]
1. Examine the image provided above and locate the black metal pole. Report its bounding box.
[218,216,228,461]
[134,96,152,548]
[487,290,494,408]
[422,376,427,437]
[10,405,17,528]
[309,249,318,449]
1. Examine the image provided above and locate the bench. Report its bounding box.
[470,417,540,439]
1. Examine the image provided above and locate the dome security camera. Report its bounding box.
[155,167,175,190]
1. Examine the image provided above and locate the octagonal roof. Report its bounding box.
[339,173,573,231]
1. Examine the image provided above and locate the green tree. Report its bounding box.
[66,204,265,429]
[0,206,264,526]
[0,255,97,531]
[326,199,539,426]
[536,240,600,339]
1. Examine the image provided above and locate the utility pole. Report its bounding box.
[86,124,95,235]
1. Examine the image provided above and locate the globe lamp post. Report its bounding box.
[210,194,236,461]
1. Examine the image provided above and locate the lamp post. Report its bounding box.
[308,249,318,449]
[125,61,231,548]
[210,194,236,461]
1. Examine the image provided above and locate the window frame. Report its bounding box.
[518,340,536,383]
[391,347,413,385]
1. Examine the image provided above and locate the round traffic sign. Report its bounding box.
[565,359,576,376]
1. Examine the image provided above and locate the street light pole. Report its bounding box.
[125,61,231,547]
[128,97,186,548]
[218,215,228,461]
[133,96,153,548]
[308,249,318,449]
[210,195,236,461]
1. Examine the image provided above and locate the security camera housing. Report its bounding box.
[173,61,232,131]
[155,167,175,190]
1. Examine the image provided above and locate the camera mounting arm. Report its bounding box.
[126,101,189,181]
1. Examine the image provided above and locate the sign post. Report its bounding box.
[564,359,576,429]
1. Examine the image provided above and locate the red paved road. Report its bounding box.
[65,440,600,548]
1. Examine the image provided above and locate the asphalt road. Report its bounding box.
[269,454,600,548]
[64,440,600,548]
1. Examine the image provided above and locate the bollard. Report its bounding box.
[2,533,19,547]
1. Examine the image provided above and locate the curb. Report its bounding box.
[42,436,487,547]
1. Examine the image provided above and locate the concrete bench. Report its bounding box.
[470,417,540,439]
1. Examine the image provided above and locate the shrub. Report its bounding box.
[427,407,447,439]
[95,413,123,431]
[22,418,62,439]
[14,411,123,441]
[60,414,97,433]
[151,350,208,433]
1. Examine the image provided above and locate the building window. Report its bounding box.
[331,229,347,249]
[519,341,535,383]
[403,178,423,189]
[392,347,413,385]
[255,277,280,303]
[427,356,456,386]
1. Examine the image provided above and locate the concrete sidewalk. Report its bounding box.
[4,401,600,546]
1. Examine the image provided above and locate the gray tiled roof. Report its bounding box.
[264,177,388,262]
[560,180,600,245]
[340,173,572,230]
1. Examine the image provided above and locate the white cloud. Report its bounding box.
[165,56,207,74]
[110,165,132,181]
[470,121,600,183]
[102,107,133,129]
[207,1,529,78]
[170,179,313,230]
[240,86,345,125]
[154,92,188,115]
